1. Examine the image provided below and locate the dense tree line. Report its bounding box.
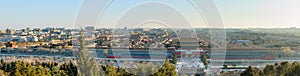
[241,61,300,76]
[0,59,76,76]
[0,58,178,76]
[0,59,131,76]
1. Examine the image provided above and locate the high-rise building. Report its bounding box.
[85,26,95,37]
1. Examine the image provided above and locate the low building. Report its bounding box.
[27,36,38,42]
[6,41,17,48]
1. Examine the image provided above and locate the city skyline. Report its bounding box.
[1,0,300,29]
[1,0,300,76]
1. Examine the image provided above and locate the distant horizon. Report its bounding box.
[0,25,299,30]
[1,0,300,29]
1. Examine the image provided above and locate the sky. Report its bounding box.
[0,0,300,29]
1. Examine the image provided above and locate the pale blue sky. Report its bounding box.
[1,0,300,29]
[0,0,82,29]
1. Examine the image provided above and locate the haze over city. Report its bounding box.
[1,0,300,29]
[1,0,300,76]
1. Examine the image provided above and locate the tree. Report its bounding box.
[2,63,11,72]
[0,59,4,66]
[0,59,75,76]
[240,66,258,76]
[11,61,22,76]
[137,63,147,76]
[223,65,228,69]
[22,62,34,76]
[35,65,51,76]
[286,62,300,76]
[281,47,293,57]
[241,61,300,76]
[104,65,117,76]
[232,64,237,68]
[135,62,155,76]
[200,55,208,65]
[172,53,177,64]
[76,29,101,76]
[0,70,7,76]
[52,66,66,76]
[219,71,228,76]
[152,59,177,76]
[276,61,291,76]
[263,65,276,76]
[258,70,264,76]
[60,62,77,76]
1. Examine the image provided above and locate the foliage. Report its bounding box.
[172,53,177,64]
[152,59,177,76]
[240,66,258,76]
[0,58,182,76]
[281,47,293,57]
[200,55,208,65]
[241,61,300,76]
[76,29,101,76]
[222,65,228,69]
[0,59,75,76]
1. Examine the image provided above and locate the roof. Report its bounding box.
[179,38,198,42]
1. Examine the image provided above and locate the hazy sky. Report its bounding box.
[0,0,300,29]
